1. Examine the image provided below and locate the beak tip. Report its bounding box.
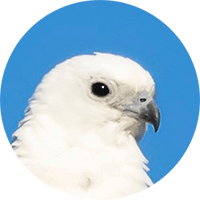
[153,111,160,133]
[154,126,159,133]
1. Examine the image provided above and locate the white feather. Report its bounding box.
[12,53,155,199]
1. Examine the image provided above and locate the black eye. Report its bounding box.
[91,82,110,97]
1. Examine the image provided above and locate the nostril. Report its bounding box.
[140,98,146,103]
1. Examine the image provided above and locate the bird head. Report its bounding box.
[31,53,160,142]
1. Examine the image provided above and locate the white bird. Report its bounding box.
[12,53,160,199]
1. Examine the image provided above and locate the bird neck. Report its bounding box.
[13,108,143,159]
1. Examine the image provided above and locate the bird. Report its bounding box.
[12,52,160,199]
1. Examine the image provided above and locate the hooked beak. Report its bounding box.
[123,91,160,133]
[139,101,160,132]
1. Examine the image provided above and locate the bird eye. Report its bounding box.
[91,82,110,97]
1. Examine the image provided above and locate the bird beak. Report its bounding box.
[122,90,160,133]
[138,101,160,132]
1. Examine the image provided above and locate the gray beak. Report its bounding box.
[123,90,160,133]
[139,101,160,132]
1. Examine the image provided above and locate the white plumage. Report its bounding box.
[12,53,160,199]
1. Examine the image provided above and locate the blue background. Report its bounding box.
[1,1,199,184]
